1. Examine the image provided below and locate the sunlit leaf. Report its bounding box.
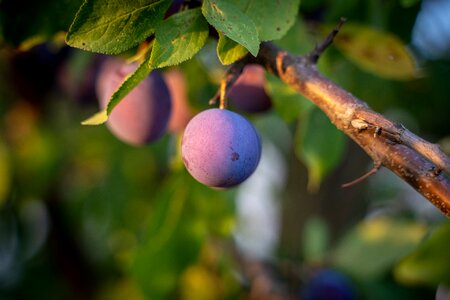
[333,217,427,280]
[234,0,301,41]
[333,23,418,80]
[216,32,248,65]
[81,110,108,125]
[150,8,209,68]
[66,0,171,54]
[395,222,450,286]
[295,107,346,191]
[202,0,259,56]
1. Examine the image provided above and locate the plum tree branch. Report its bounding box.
[251,42,450,217]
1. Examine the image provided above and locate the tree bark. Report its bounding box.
[252,42,450,217]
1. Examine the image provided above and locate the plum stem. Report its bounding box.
[219,79,227,109]
[209,58,249,107]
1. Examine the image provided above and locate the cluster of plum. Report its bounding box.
[95,58,272,188]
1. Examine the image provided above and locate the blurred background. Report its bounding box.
[0,0,450,299]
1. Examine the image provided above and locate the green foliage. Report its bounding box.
[150,8,209,68]
[302,216,329,262]
[0,0,83,47]
[202,0,259,56]
[0,140,11,206]
[66,0,171,54]
[266,73,312,123]
[395,222,450,286]
[333,217,427,280]
[295,107,346,192]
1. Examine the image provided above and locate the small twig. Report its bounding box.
[209,57,250,107]
[307,17,347,64]
[354,111,450,176]
[342,163,381,188]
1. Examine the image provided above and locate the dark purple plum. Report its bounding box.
[301,269,356,300]
[96,57,172,146]
[165,0,184,18]
[228,64,272,113]
[181,108,261,188]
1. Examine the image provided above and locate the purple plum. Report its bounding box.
[163,68,193,133]
[181,108,261,188]
[96,57,172,146]
[228,64,272,113]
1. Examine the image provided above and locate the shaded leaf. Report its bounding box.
[295,107,346,191]
[216,31,248,65]
[202,0,259,56]
[333,217,427,280]
[333,23,418,80]
[66,0,171,54]
[234,0,301,41]
[150,8,208,68]
[395,222,450,286]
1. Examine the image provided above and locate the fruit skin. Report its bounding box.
[96,57,172,146]
[228,64,272,113]
[163,69,193,133]
[301,269,356,300]
[181,108,261,188]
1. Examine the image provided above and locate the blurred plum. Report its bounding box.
[96,57,172,146]
[228,64,272,113]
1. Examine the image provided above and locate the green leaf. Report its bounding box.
[81,54,152,125]
[234,0,301,41]
[202,0,259,56]
[216,31,248,65]
[333,217,427,280]
[150,8,209,68]
[66,0,171,54]
[295,107,346,192]
[395,222,450,286]
[332,23,418,80]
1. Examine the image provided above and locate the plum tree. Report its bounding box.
[227,64,272,113]
[96,57,172,146]
[181,108,261,188]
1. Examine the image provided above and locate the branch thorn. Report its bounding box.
[308,17,347,64]
[342,163,381,188]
